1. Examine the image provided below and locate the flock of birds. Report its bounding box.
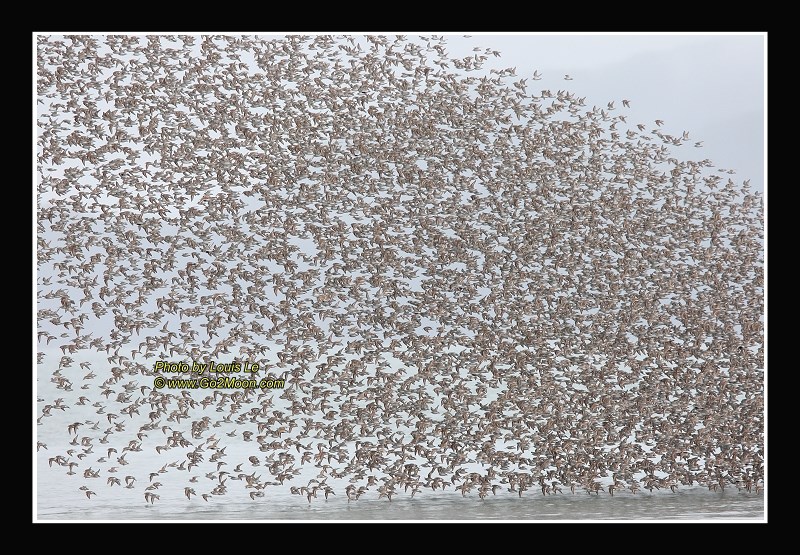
[37,35,764,511]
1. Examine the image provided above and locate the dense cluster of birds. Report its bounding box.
[37,35,764,509]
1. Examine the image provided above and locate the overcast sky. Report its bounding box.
[436,33,765,192]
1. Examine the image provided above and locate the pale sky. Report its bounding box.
[438,33,765,192]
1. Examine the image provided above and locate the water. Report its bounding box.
[36,480,764,521]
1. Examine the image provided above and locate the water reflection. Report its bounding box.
[39,488,764,521]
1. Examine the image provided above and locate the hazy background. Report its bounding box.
[413,33,765,191]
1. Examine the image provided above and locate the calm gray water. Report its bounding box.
[37,488,764,521]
